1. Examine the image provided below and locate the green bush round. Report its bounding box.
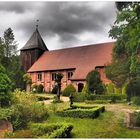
[37,84,44,93]
[62,84,76,97]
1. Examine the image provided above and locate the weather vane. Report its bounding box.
[36,19,39,29]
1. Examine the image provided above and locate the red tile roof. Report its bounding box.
[28,42,114,80]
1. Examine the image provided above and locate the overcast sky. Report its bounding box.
[0,1,117,50]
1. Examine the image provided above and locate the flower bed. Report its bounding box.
[56,105,105,119]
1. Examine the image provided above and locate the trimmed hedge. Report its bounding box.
[29,123,73,138]
[56,106,105,118]
[131,96,140,106]
[85,100,112,104]
[86,93,126,103]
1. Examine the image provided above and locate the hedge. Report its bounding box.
[56,106,105,118]
[29,123,73,138]
[86,93,126,103]
[85,100,112,104]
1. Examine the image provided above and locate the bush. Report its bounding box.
[106,83,115,94]
[37,84,44,93]
[135,112,140,127]
[72,92,87,102]
[32,84,44,93]
[56,106,105,119]
[86,70,105,94]
[126,78,140,101]
[52,85,58,94]
[82,84,88,93]
[131,96,140,106]
[29,122,73,138]
[62,84,76,97]
[86,93,126,103]
[7,89,49,130]
[85,100,112,104]
[52,95,63,103]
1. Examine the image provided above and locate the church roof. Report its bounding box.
[28,42,114,80]
[20,29,48,51]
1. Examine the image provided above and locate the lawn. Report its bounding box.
[46,102,140,138]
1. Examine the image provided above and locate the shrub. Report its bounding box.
[126,78,140,101]
[56,106,104,119]
[82,84,88,93]
[62,84,76,97]
[52,95,63,103]
[86,93,126,103]
[31,84,38,93]
[32,84,44,93]
[85,100,112,104]
[37,84,44,93]
[8,89,49,130]
[135,112,140,127]
[131,96,140,106]
[106,83,115,94]
[86,70,105,94]
[72,92,87,102]
[29,122,73,138]
[52,85,58,94]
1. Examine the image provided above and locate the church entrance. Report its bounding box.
[78,83,84,92]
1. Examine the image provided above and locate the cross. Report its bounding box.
[36,19,39,29]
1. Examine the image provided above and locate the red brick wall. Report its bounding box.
[29,67,110,92]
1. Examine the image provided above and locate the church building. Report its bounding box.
[20,28,114,92]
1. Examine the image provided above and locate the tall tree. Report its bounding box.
[3,28,17,57]
[106,2,140,88]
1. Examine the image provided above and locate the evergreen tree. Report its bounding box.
[86,70,105,94]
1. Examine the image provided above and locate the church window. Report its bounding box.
[52,73,57,81]
[68,71,73,79]
[37,73,42,81]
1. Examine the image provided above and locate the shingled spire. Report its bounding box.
[20,23,48,72]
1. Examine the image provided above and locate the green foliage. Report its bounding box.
[135,112,140,127]
[62,84,76,96]
[86,93,126,103]
[0,64,12,107]
[107,2,140,88]
[23,73,32,85]
[82,84,88,93]
[56,106,105,119]
[85,100,112,104]
[29,122,73,138]
[37,84,44,93]
[72,92,87,102]
[52,95,63,103]
[126,78,140,101]
[4,89,49,130]
[52,85,58,94]
[107,83,115,94]
[86,70,105,94]
[131,96,140,106]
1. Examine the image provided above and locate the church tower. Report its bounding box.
[20,26,48,72]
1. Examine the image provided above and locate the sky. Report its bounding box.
[0,1,117,50]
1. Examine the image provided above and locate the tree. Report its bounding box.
[106,2,140,87]
[3,28,17,57]
[0,64,12,107]
[106,2,140,99]
[23,73,32,92]
[86,70,105,94]
[55,73,64,100]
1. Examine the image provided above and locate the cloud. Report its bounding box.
[0,1,116,50]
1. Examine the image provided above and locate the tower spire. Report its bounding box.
[36,19,39,29]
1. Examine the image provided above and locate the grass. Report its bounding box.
[45,102,140,138]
